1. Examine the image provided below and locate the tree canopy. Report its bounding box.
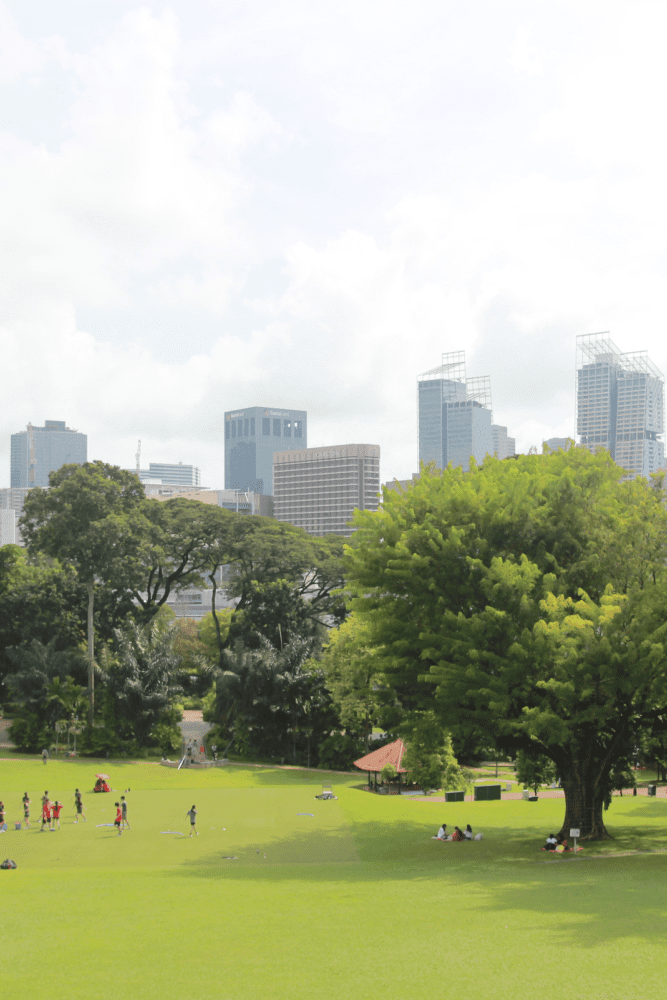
[344,447,667,838]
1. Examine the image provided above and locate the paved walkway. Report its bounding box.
[0,718,14,748]
[413,785,667,803]
[179,710,212,752]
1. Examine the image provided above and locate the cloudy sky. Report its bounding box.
[2,0,667,486]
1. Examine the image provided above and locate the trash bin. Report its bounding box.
[648,784,657,797]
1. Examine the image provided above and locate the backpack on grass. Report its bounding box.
[0,859,17,869]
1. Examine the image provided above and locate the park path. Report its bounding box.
[0,718,14,748]
[413,785,667,803]
[179,710,212,751]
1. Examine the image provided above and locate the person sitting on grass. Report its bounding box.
[545,833,558,851]
[451,826,464,841]
[464,824,473,840]
[436,823,448,840]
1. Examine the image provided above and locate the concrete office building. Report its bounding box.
[418,353,493,472]
[273,444,380,537]
[145,485,273,517]
[576,333,665,479]
[142,462,201,486]
[11,421,87,488]
[0,487,36,546]
[225,407,307,496]
[0,508,16,546]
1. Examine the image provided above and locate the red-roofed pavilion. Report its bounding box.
[354,738,407,792]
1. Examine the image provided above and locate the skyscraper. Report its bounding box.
[576,333,665,479]
[224,406,307,496]
[11,420,87,488]
[418,352,493,472]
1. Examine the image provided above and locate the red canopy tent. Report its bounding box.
[353,739,407,793]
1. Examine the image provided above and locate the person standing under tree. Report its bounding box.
[186,805,198,836]
[22,793,31,828]
[120,795,130,829]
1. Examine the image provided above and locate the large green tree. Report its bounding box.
[21,462,147,720]
[344,447,667,839]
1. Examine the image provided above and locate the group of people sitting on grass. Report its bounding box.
[434,823,482,841]
[542,833,581,852]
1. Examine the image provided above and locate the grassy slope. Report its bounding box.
[1,758,666,1000]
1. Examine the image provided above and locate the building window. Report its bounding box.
[284,420,291,437]
[232,422,236,439]
[294,421,302,438]
[225,422,230,439]
[263,418,271,435]
[238,420,243,438]
[273,419,281,436]
[250,418,255,436]
[244,419,249,436]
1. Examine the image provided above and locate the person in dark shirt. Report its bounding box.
[22,793,31,828]
[186,805,198,836]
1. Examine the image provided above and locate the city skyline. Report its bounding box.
[2,5,664,490]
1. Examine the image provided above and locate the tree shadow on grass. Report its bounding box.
[166,808,667,948]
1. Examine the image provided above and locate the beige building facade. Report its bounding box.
[273,443,380,537]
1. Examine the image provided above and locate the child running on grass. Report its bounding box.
[73,789,86,823]
[186,805,198,836]
[114,802,123,836]
[41,799,52,831]
[22,793,31,828]
[52,801,62,829]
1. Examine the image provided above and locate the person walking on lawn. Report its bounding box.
[74,789,86,823]
[41,798,52,831]
[120,795,130,829]
[22,792,31,828]
[51,801,62,829]
[114,802,123,836]
[186,805,198,836]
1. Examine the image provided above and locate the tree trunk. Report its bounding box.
[559,773,610,840]
[87,580,94,725]
[208,570,224,668]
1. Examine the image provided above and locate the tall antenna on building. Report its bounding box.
[136,440,141,477]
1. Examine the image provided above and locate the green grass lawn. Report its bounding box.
[1,757,667,999]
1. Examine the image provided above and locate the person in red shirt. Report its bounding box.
[41,799,52,831]
[51,801,62,830]
[114,802,123,836]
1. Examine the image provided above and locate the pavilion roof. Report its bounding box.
[353,738,407,773]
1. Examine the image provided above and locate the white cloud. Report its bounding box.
[3,1,667,487]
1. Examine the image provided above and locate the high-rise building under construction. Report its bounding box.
[418,352,495,472]
[576,333,664,479]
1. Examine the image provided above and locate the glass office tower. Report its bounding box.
[418,353,493,472]
[224,406,307,495]
[11,420,87,488]
[576,333,665,479]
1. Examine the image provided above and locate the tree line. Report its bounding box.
[3,448,667,840]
